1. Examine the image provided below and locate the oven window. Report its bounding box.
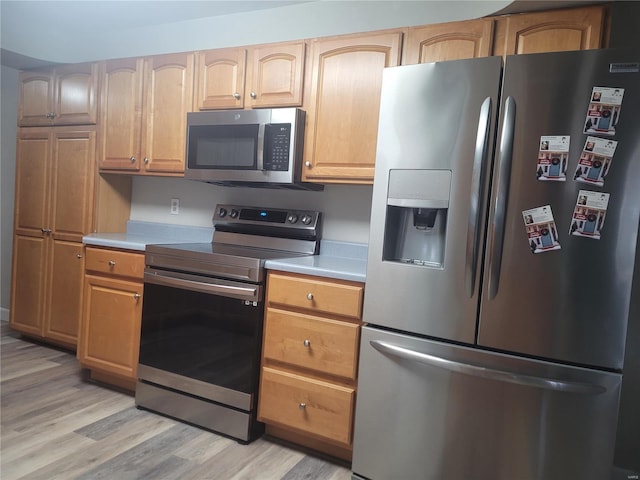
[188,124,258,169]
[139,283,264,394]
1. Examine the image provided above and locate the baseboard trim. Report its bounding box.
[0,308,9,322]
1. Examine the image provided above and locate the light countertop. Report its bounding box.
[83,221,213,251]
[265,240,367,283]
[84,223,367,282]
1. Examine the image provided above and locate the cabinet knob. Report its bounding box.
[134,293,141,301]
[76,254,83,259]
[129,156,136,163]
[233,92,241,99]
[41,228,52,235]
[250,91,257,99]
[108,260,116,267]
[303,339,311,348]
[144,157,149,164]
[305,161,312,168]
[298,402,306,410]
[306,293,313,301]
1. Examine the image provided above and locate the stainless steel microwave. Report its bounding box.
[185,108,321,190]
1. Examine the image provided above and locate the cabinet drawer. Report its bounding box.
[85,247,145,279]
[258,367,355,446]
[264,308,359,380]
[267,272,363,319]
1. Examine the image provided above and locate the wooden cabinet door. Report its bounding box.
[10,234,48,337]
[141,52,194,174]
[246,41,305,108]
[14,128,51,237]
[259,367,356,446]
[44,240,85,345]
[18,71,54,126]
[194,48,246,110]
[303,32,402,184]
[500,5,605,55]
[53,63,99,125]
[50,128,96,242]
[404,19,494,64]
[99,58,144,172]
[18,65,98,126]
[80,275,143,380]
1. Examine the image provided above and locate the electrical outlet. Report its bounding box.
[170,198,180,215]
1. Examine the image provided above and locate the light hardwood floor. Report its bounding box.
[0,322,352,480]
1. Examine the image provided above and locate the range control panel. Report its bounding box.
[213,204,321,229]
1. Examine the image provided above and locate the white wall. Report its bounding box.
[131,177,374,243]
[1,66,18,320]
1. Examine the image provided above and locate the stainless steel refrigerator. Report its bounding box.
[352,49,640,480]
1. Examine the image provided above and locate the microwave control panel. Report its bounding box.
[264,123,291,171]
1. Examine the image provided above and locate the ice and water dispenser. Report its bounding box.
[382,170,451,269]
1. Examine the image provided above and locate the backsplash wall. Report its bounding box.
[130,176,373,244]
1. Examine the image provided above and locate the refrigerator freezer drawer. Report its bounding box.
[352,326,621,480]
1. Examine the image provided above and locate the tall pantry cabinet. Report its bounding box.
[10,64,130,348]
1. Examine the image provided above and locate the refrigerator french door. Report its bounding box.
[353,49,640,480]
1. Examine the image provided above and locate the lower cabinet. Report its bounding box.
[10,236,85,347]
[258,271,364,461]
[77,246,144,390]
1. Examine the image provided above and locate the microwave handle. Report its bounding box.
[257,123,266,171]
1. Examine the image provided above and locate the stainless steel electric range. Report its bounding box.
[135,204,322,443]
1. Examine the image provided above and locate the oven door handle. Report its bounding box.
[144,269,261,302]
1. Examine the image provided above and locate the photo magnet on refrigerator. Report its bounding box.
[537,135,570,181]
[583,87,624,136]
[523,205,561,253]
[574,136,617,187]
[569,190,610,240]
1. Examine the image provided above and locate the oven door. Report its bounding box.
[138,268,264,412]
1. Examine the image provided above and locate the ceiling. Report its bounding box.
[0,1,310,68]
[0,0,607,70]
[1,1,309,31]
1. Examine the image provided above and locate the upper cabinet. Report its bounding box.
[403,18,494,64]
[18,63,98,127]
[302,31,402,184]
[495,5,606,56]
[98,52,194,175]
[194,41,306,110]
[194,47,246,110]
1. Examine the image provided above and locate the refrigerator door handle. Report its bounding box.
[466,96,492,298]
[488,96,516,299]
[370,340,607,395]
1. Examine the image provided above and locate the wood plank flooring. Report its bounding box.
[0,322,352,480]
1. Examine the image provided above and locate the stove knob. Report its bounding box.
[218,207,227,218]
[230,209,239,219]
[301,214,313,225]
[287,214,299,224]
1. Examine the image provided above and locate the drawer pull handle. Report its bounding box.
[303,339,311,348]
[299,402,306,410]
[108,260,116,267]
[306,293,314,301]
